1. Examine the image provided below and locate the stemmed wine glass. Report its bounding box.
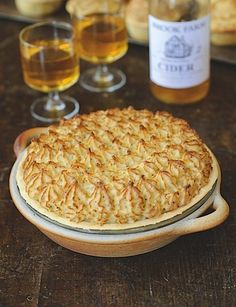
[72,0,128,92]
[19,21,80,123]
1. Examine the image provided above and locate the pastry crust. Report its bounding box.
[211,0,236,46]
[66,0,121,17]
[15,0,63,18]
[16,107,217,231]
[125,0,148,42]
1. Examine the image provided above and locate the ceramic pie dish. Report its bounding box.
[10,113,229,257]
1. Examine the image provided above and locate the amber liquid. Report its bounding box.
[20,39,79,93]
[74,13,128,64]
[150,80,210,104]
[149,0,210,104]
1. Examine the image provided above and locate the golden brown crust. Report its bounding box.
[125,0,148,24]
[16,107,217,230]
[15,0,63,18]
[125,0,148,42]
[66,0,122,17]
[211,0,236,45]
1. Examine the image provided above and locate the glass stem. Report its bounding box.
[93,64,114,84]
[44,91,66,112]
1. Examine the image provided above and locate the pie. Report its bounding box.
[211,0,236,46]
[66,0,122,17]
[15,0,63,18]
[125,0,149,43]
[16,107,217,230]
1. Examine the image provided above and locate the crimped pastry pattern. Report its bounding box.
[18,107,213,226]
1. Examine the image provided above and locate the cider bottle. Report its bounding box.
[149,0,210,104]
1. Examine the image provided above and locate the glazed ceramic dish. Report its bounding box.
[10,127,229,257]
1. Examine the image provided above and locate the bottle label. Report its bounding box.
[149,15,210,89]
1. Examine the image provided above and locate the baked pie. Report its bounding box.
[15,0,63,18]
[211,0,236,46]
[66,0,122,17]
[16,107,217,230]
[125,0,149,43]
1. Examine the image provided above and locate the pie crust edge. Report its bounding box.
[16,146,218,231]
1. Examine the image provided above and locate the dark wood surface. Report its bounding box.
[0,17,236,307]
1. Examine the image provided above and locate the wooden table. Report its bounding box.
[0,18,235,307]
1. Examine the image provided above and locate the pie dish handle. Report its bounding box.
[13,127,48,158]
[172,190,229,236]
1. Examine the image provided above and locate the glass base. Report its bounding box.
[79,67,126,93]
[31,95,80,123]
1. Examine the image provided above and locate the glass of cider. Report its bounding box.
[72,0,128,92]
[19,21,80,123]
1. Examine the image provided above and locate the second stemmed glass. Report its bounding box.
[72,0,128,92]
[19,21,80,123]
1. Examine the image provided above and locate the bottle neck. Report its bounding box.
[149,0,210,21]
